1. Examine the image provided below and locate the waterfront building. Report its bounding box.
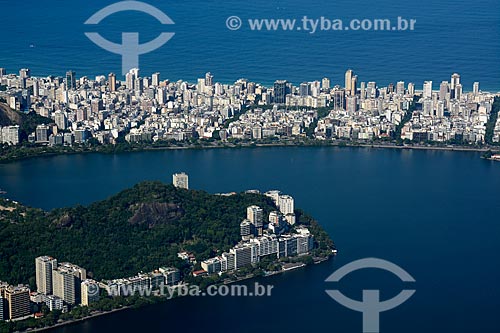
[231,243,259,269]
[396,81,405,95]
[173,172,189,189]
[0,126,20,145]
[81,279,100,306]
[35,256,58,295]
[0,296,4,321]
[3,285,30,320]
[152,72,160,87]
[322,77,330,90]
[159,267,180,286]
[45,295,64,311]
[473,82,480,95]
[423,81,433,99]
[278,195,294,215]
[201,257,223,274]
[52,263,86,305]
[35,124,49,143]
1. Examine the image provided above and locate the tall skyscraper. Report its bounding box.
[247,206,263,227]
[321,77,330,90]
[450,73,460,90]
[152,72,160,87]
[350,75,358,96]
[278,195,294,215]
[408,82,415,96]
[396,81,405,95]
[19,68,31,79]
[273,80,288,104]
[173,172,189,189]
[439,81,449,101]
[65,70,76,90]
[473,82,480,95]
[32,79,40,97]
[450,73,460,99]
[0,68,6,77]
[423,81,433,99]
[52,263,86,305]
[455,84,462,100]
[134,77,143,94]
[299,82,310,97]
[108,73,116,92]
[345,69,353,93]
[360,82,366,100]
[126,71,135,90]
[346,95,358,113]
[205,72,214,86]
[35,256,57,295]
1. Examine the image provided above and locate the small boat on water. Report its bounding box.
[0,189,7,195]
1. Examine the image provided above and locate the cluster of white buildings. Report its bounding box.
[400,75,495,143]
[100,267,180,297]
[200,191,314,276]
[0,68,246,146]
[3,68,493,147]
[315,72,497,143]
[225,106,317,140]
[0,125,20,145]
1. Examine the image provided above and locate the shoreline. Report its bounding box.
[0,141,494,165]
[31,306,131,332]
[26,254,334,332]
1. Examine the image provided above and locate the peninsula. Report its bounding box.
[0,180,335,332]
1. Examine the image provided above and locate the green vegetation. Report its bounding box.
[394,96,419,144]
[485,96,500,145]
[305,107,331,138]
[0,182,282,283]
[0,182,334,286]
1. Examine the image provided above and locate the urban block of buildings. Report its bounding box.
[2,67,495,148]
[200,191,314,276]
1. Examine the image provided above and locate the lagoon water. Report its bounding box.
[1,0,500,331]
[1,147,500,332]
[0,0,499,90]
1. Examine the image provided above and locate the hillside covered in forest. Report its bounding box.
[0,182,334,287]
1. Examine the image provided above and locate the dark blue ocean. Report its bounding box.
[1,147,500,332]
[1,0,499,90]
